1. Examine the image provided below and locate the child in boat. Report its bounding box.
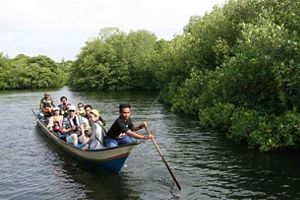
[47,107,63,131]
[38,102,52,124]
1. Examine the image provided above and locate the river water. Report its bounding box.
[0,87,300,200]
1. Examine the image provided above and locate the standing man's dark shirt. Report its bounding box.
[106,117,133,139]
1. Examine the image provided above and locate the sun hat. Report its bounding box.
[53,107,60,111]
[90,109,100,118]
[68,105,77,111]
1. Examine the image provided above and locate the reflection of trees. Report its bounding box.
[149,109,300,199]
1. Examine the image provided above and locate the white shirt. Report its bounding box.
[89,121,105,150]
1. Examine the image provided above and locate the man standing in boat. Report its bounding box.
[104,104,152,147]
[40,92,55,110]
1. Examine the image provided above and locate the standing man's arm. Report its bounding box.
[50,97,55,107]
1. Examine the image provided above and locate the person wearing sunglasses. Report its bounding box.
[60,105,85,146]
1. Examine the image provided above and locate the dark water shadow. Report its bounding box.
[159,109,300,199]
[33,126,140,200]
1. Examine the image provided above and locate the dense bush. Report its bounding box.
[229,108,261,145]
[158,0,300,151]
[68,27,159,91]
[199,102,235,131]
[0,54,66,89]
[273,111,300,149]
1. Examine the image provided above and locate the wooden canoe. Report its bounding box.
[33,110,141,173]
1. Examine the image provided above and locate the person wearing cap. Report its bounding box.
[47,107,63,131]
[104,104,153,148]
[40,92,55,111]
[84,104,106,125]
[60,105,85,146]
[82,109,105,150]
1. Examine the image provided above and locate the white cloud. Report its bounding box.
[0,0,226,61]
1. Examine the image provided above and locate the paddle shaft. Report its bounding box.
[145,126,181,190]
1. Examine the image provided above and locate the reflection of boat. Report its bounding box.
[32,110,141,173]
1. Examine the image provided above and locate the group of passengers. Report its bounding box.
[38,93,152,150]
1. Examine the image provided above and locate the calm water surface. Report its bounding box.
[1,87,300,200]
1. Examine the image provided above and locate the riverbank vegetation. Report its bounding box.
[161,0,300,151]
[0,54,68,89]
[69,0,300,151]
[1,0,299,151]
[160,0,300,151]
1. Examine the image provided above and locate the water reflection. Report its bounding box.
[1,87,300,199]
[34,125,141,200]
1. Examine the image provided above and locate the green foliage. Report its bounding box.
[229,108,261,144]
[210,19,287,111]
[0,54,12,89]
[68,28,159,91]
[273,110,300,149]
[158,0,300,151]
[171,69,207,115]
[227,109,300,152]
[199,102,235,131]
[0,54,67,90]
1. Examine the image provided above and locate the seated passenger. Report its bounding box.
[58,96,68,116]
[76,109,90,147]
[78,103,86,117]
[82,109,105,150]
[78,114,91,145]
[84,104,93,118]
[63,103,72,118]
[84,104,106,126]
[60,105,84,146]
[47,107,63,131]
[40,103,52,124]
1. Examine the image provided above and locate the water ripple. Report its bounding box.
[1,88,300,199]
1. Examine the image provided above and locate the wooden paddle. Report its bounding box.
[145,125,182,190]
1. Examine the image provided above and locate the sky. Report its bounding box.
[0,0,226,61]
